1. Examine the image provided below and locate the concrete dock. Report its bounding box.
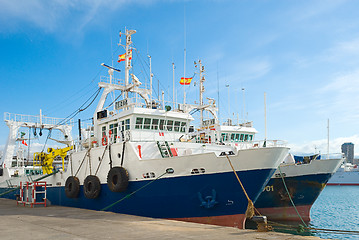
[0,198,323,240]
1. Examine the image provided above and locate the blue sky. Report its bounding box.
[1,0,359,155]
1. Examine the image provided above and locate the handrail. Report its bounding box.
[4,112,74,126]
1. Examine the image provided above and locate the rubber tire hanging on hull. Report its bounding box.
[83,175,101,199]
[65,176,80,198]
[107,167,129,192]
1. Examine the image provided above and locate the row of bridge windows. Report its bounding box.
[221,133,254,142]
[135,117,187,133]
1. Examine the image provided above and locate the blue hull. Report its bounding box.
[254,173,332,221]
[51,168,274,218]
[0,168,274,220]
[255,173,332,208]
[1,168,276,228]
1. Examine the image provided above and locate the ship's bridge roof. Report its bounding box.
[218,125,258,134]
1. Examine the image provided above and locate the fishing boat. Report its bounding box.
[0,29,289,229]
[327,162,359,186]
[253,153,344,222]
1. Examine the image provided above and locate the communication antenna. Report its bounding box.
[327,118,329,159]
[264,92,267,142]
[183,5,187,104]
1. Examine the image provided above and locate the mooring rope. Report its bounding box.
[225,154,258,218]
[273,166,359,236]
[101,171,168,211]
[277,165,308,227]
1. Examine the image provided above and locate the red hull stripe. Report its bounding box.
[168,214,246,229]
[256,205,312,222]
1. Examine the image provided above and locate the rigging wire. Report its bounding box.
[132,43,176,103]
[39,87,101,152]
[43,44,122,117]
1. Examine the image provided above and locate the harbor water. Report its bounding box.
[271,186,359,239]
[310,186,359,240]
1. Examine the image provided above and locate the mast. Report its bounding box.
[148,55,153,105]
[242,88,245,123]
[226,84,230,123]
[264,92,267,142]
[196,60,205,126]
[125,29,136,99]
[183,6,186,105]
[327,118,329,159]
[172,63,175,109]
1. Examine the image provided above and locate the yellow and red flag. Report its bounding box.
[180,77,192,85]
[118,50,132,63]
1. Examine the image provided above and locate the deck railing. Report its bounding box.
[4,112,73,126]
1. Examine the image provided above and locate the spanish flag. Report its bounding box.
[180,77,192,85]
[118,50,132,63]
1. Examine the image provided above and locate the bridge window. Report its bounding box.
[159,119,165,130]
[143,118,151,129]
[109,123,118,143]
[249,135,253,141]
[121,121,125,131]
[151,119,159,130]
[174,121,180,132]
[167,120,173,131]
[230,133,236,141]
[221,133,228,141]
[244,134,248,141]
[125,119,130,130]
[180,122,186,132]
[240,134,244,141]
[135,117,143,129]
[102,126,107,139]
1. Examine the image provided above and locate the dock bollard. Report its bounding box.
[251,216,272,232]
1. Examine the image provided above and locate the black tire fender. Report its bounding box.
[83,175,101,199]
[107,167,129,192]
[65,176,80,198]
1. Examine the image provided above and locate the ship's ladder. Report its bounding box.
[156,141,173,158]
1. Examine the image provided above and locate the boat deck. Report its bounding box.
[0,198,323,240]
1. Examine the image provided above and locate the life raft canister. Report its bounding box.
[83,175,101,199]
[65,176,80,198]
[107,167,129,192]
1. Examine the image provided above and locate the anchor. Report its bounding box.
[198,189,218,209]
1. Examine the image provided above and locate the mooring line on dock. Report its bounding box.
[268,220,359,236]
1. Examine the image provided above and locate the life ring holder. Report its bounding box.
[102,136,108,146]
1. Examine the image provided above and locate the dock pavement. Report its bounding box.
[0,198,324,240]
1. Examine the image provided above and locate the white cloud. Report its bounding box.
[0,0,151,35]
[317,69,359,123]
[224,58,272,83]
[289,135,359,156]
[291,0,347,22]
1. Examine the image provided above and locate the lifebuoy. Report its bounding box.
[107,167,129,192]
[83,175,101,199]
[65,176,80,198]
[102,136,108,146]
